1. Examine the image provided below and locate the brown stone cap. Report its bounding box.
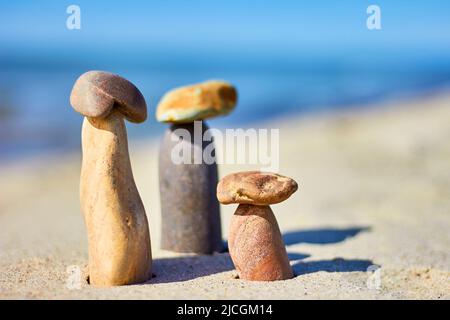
[217,171,298,206]
[70,71,147,123]
[156,80,237,123]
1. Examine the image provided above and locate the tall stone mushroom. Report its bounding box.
[156,80,237,254]
[70,71,152,286]
[217,171,298,281]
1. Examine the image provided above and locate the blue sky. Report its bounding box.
[1,1,450,159]
[1,0,449,56]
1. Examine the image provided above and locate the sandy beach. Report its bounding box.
[0,92,449,299]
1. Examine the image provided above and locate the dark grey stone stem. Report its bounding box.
[158,121,222,254]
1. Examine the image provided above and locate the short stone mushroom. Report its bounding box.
[217,171,298,281]
[156,80,237,254]
[70,70,152,286]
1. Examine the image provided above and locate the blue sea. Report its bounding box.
[1,49,450,161]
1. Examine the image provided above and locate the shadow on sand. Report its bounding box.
[283,226,374,276]
[148,226,373,283]
[283,226,370,245]
[292,258,374,275]
[149,253,234,284]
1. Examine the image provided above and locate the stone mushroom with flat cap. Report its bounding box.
[70,70,152,286]
[217,171,298,281]
[157,80,237,254]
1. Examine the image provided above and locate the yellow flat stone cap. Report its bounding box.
[156,80,237,123]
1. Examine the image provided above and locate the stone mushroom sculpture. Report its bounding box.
[70,71,152,286]
[217,171,298,281]
[156,80,237,254]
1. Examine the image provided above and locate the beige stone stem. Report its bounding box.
[80,110,151,286]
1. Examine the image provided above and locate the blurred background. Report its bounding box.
[1,0,450,161]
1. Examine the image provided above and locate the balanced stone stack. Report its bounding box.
[70,71,152,287]
[217,171,298,281]
[156,80,237,254]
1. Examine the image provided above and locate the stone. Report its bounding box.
[217,171,298,206]
[70,70,147,123]
[156,80,237,123]
[159,121,222,254]
[70,71,152,286]
[228,204,293,281]
[218,171,298,281]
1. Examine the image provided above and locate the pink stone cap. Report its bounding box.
[70,70,147,123]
